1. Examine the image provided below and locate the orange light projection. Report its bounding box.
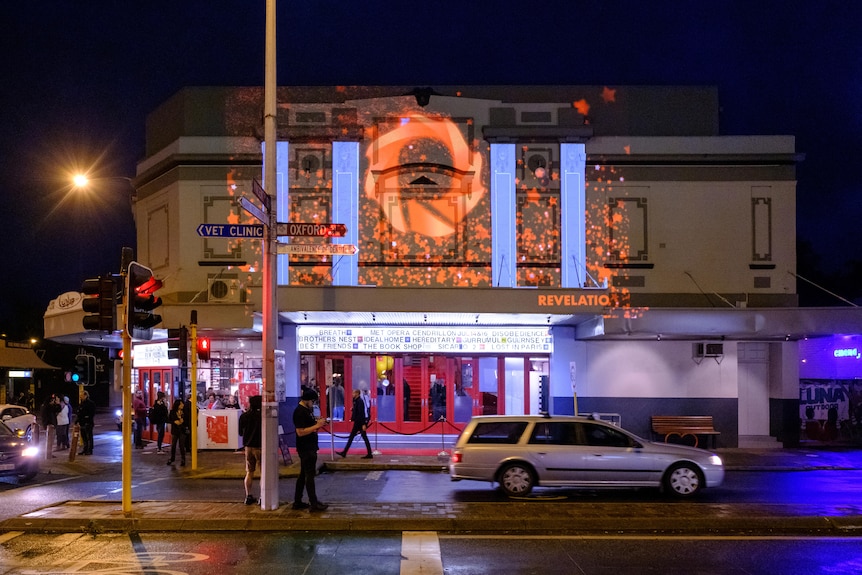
[364,115,485,237]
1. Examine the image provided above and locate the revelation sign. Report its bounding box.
[297,326,553,354]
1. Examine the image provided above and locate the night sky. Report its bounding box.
[2,1,860,339]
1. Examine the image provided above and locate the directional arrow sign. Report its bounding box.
[276,243,357,256]
[275,222,347,237]
[197,224,265,238]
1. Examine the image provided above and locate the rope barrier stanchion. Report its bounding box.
[438,416,448,457]
[372,420,382,456]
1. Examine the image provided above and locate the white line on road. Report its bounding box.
[401,531,443,575]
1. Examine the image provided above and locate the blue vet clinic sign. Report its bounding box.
[196,224,265,238]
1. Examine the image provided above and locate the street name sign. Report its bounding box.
[275,222,347,237]
[276,243,358,256]
[252,179,271,212]
[239,196,268,225]
[197,224,265,238]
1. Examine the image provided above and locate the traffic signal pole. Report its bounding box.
[121,291,133,513]
[190,312,198,470]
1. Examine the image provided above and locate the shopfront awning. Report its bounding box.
[0,340,57,369]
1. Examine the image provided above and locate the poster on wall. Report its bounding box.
[238,382,261,411]
[799,379,862,424]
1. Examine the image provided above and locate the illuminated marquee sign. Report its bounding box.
[537,293,611,307]
[297,326,553,354]
[132,342,179,368]
[833,348,860,359]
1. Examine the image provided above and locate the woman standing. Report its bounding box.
[166,399,189,466]
[56,396,71,450]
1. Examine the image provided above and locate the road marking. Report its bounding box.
[438,534,862,541]
[401,531,443,575]
[365,470,383,481]
[0,531,23,543]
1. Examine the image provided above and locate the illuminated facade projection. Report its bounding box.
[45,86,862,449]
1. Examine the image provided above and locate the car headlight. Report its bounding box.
[708,455,722,466]
[115,409,122,417]
[22,446,38,458]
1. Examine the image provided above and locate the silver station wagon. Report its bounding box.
[450,414,724,498]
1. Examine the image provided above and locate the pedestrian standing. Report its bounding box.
[133,390,147,449]
[77,390,96,455]
[292,389,328,511]
[150,392,169,453]
[337,389,372,459]
[239,395,262,505]
[56,396,71,450]
[166,399,189,466]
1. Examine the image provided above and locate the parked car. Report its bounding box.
[449,414,725,498]
[0,404,37,441]
[0,420,39,481]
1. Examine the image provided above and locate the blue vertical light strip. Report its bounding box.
[273,141,290,285]
[561,143,586,288]
[331,141,359,285]
[491,143,517,288]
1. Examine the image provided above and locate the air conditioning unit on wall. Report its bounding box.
[208,277,242,303]
[693,342,724,358]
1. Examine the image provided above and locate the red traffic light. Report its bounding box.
[197,337,211,361]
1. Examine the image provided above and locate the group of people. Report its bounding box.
[131,390,192,466]
[38,391,97,455]
[239,386,374,511]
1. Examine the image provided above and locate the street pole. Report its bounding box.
[190,311,198,470]
[259,0,279,511]
[121,299,132,513]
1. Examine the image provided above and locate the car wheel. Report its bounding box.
[24,425,33,442]
[498,462,535,497]
[664,463,703,497]
[18,471,37,482]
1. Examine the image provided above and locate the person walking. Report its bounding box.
[166,399,189,466]
[292,389,328,512]
[337,389,372,459]
[56,396,71,450]
[149,392,169,453]
[238,395,262,505]
[133,390,148,449]
[77,390,96,455]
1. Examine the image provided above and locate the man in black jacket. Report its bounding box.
[336,389,372,459]
[292,389,328,511]
[239,395,262,505]
[77,391,96,455]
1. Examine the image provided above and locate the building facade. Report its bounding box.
[46,85,862,448]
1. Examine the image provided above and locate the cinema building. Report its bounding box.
[45,85,862,449]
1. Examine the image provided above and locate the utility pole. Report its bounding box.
[259,0,280,510]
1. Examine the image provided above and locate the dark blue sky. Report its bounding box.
[1,1,860,338]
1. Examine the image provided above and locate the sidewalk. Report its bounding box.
[4,439,862,535]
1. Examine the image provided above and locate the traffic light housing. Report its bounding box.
[81,276,117,331]
[71,354,95,386]
[197,336,211,362]
[167,326,189,365]
[127,261,163,340]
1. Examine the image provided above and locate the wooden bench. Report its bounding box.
[651,415,720,448]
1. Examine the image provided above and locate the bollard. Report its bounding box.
[44,425,55,459]
[68,423,80,462]
[33,423,41,445]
